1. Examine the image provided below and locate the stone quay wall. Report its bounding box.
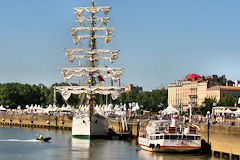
[0,114,72,129]
[108,118,149,136]
[199,123,240,157]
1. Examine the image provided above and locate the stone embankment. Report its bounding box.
[0,114,72,129]
[108,118,149,136]
[199,123,240,159]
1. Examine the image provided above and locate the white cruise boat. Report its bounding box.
[138,116,202,152]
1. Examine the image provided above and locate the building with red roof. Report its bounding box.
[168,74,240,111]
[184,73,202,81]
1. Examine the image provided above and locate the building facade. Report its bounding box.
[168,74,240,111]
[125,84,143,93]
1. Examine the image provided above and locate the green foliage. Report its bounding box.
[217,94,236,107]
[0,83,49,109]
[201,98,216,115]
[119,89,168,111]
[0,82,168,111]
[0,83,74,109]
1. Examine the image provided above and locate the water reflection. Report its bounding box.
[71,138,90,159]
[137,149,211,160]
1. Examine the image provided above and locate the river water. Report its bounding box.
[0,126,213,160]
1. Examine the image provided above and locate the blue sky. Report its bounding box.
[0,0,240,90]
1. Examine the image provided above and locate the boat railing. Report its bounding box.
[148,134,201,141]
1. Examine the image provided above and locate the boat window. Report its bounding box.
[183,135,187,139]
[187,136,194,140]
[156,136,159,139]
[160,136,163,139]
[164,135,169,139]
[150,136,155,140]
[195,136,200,140]
[179,135,183,139]
[170,135,178,139]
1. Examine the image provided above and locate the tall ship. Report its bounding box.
[56,0,125,138]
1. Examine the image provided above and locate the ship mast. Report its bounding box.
[89,0,96,118]
[56,0,125,116]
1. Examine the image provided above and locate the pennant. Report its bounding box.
[98,75,105,81]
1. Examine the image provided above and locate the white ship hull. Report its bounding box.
[138,137,201,153]
[72,113,108,139]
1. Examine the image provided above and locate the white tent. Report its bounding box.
[17,105,21,110]
[234,109,240,115]
[224,109,233,114]
[29,104,34,110]
[66,105,72,111]
[45,104,58,113]
[105,104,113,112]
[0,105,6,111]
[60,105,67,111]
[132,103,140,111]
[162,104,179,115]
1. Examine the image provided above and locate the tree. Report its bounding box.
[118,89,168,112]
[217,94,236,107]
[201,98,216,115]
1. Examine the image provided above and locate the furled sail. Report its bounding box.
[74,6,112,16]
[72,35,112,45]
[66,54,118,63]
[70,27,115,32]
[76,16,110,26]
[61,67,123,81]
[64,48,119,63]
[56,86,125,101]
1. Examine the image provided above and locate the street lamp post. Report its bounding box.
[202,103,206,115]
[207,111,210,143]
